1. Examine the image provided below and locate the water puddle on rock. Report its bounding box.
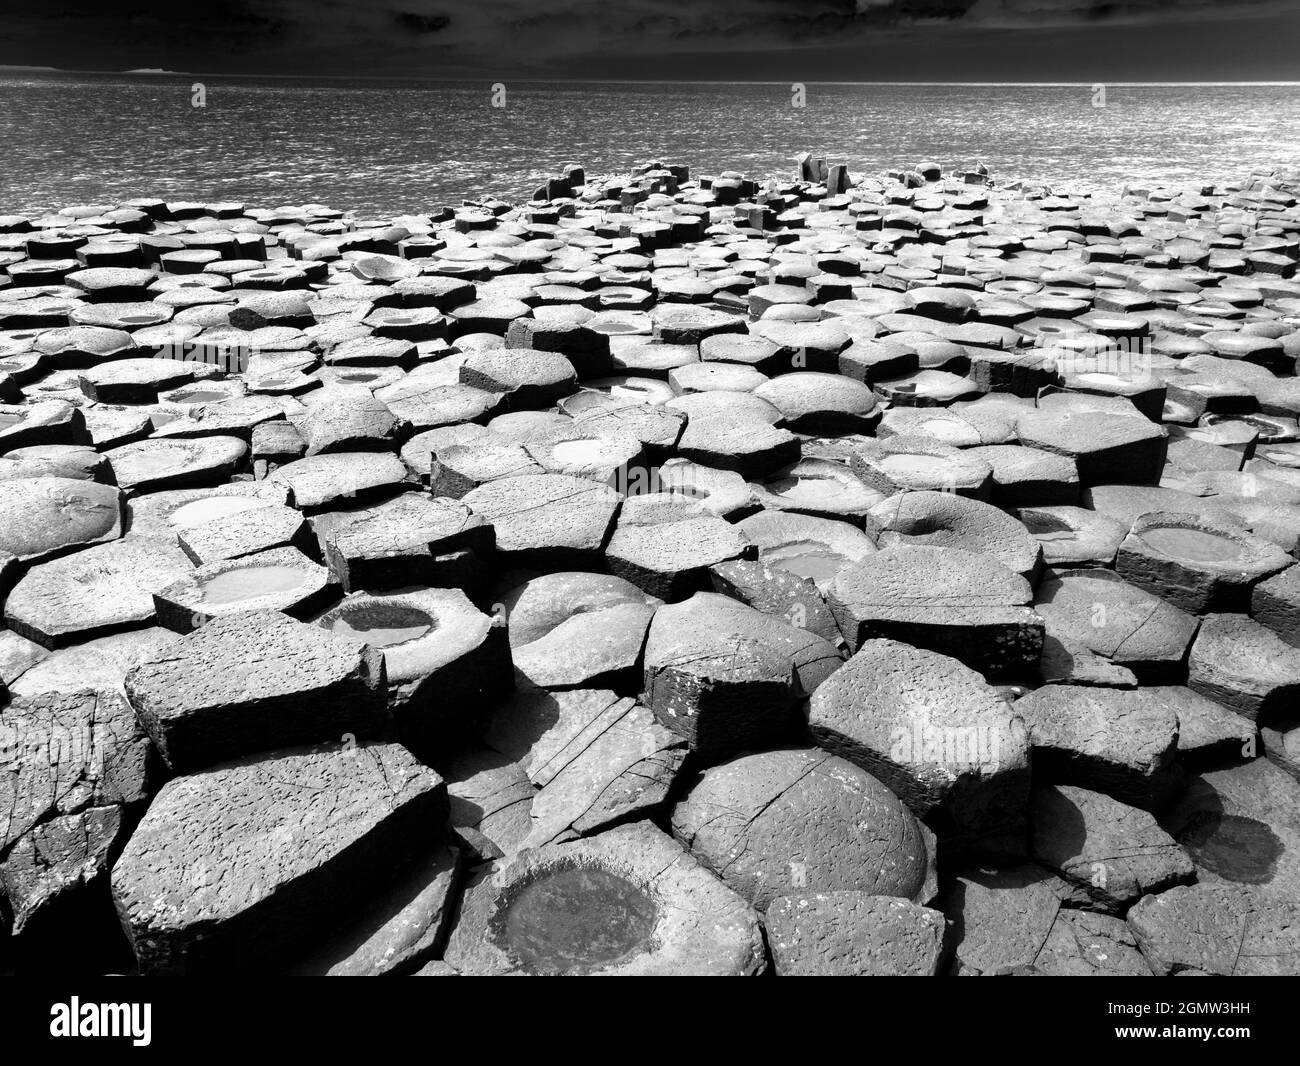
[499,865,657,975]
[198,564,308,605]
[1140,525,1243,563]
[172,389,231,404]
[327,603,435,647]
[879,453,950,480]
[765,541,847,583]
[170,496,269,528]
[551,438,615,466]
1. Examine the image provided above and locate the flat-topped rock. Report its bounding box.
[6,626,180,700]
[672,748,937,911]
[765,893,948,977]
[106,435,247,495]
[1031,785,1194,913]
[828,544,1042,675]
[124,608,385,771]
[444,820,764,976]
[461,473,621,568]
[1127,884,1300,975]
[605,492,752,599]
[870,490,1043,581]
[4,535,193,648]
[1016,409,1167,485]
[0,477,123,566]
[1188,612,1300,722]
[810,638,1030,857]
[270,450,409,511]
[111,740,445,973]
[643,592,841,757]
[1033,568,1198,681]
[317,492,489,592]
[1013,684,1180,809]
[153,546,338,632]
[313,586,508,757]
[1117,511,1291,614]
[1015,504,1127,567]
[738,510,877,593]
[501,571,660,691]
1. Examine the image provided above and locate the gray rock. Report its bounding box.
[810,638,1030,857]
[672,748,937,910]
[1117,511,1291,614]
[462,473,621,569]
[1033,568,1198,681]
[1031,785,1194,913]
[124,609,386,772]
[483,688,686,847]
[1127,884,1300,975]
[313,586,510,757]
[605,492,752,599]
[500,571,659,691]
[765,892,948,976]
[111,740,446,973]
[1188,612,1300,722]
[643,592,841,757]
[0,477,123,566]
[153,545,338,632]
[4,536,193,648]
[444,820,765,976]
[286,846,462,976]
[829,545,1043,676]
[1013,684,1180,809]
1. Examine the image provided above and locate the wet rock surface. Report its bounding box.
[3,161,1299,977]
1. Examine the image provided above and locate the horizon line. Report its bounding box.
[1,67,1299,87]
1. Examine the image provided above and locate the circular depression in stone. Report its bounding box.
[550,438,621,465]
[326,602,435,648]
[879,453,952,480]
[764,473,843,505]
[120,313,164,325]
[170,388,231,404]
[594,320,641,334]
[1139,525,1244,563]
[494,863,658,975]
[1019,512,1076,539]
[170,495,270,529]
[198,564,312,605]
[764,540,847,583]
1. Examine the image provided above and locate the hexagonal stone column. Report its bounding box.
[111,740,446,974]
[124,609,386,772]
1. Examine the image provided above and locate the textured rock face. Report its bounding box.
[444,821,765,976]
[1013,685,1181,809]
[828,544,1043,675]
[4,162,1300,980]
[0,690,158,936]
[671,748,937,910]
[765,893,948,976]
[809,639,1030,856]
[110,741,447,974]
[123,609,387,772]
[642,592,842,757]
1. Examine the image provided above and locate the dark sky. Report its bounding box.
[2,0,1298,81]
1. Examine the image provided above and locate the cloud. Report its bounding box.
[0,0,1293,75]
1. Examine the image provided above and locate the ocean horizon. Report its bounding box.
[3,72,1298,216]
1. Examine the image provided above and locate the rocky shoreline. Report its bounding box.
[1,155,1299,976]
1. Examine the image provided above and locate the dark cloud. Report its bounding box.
[0,0,1293,78]
[394,12,452,34]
